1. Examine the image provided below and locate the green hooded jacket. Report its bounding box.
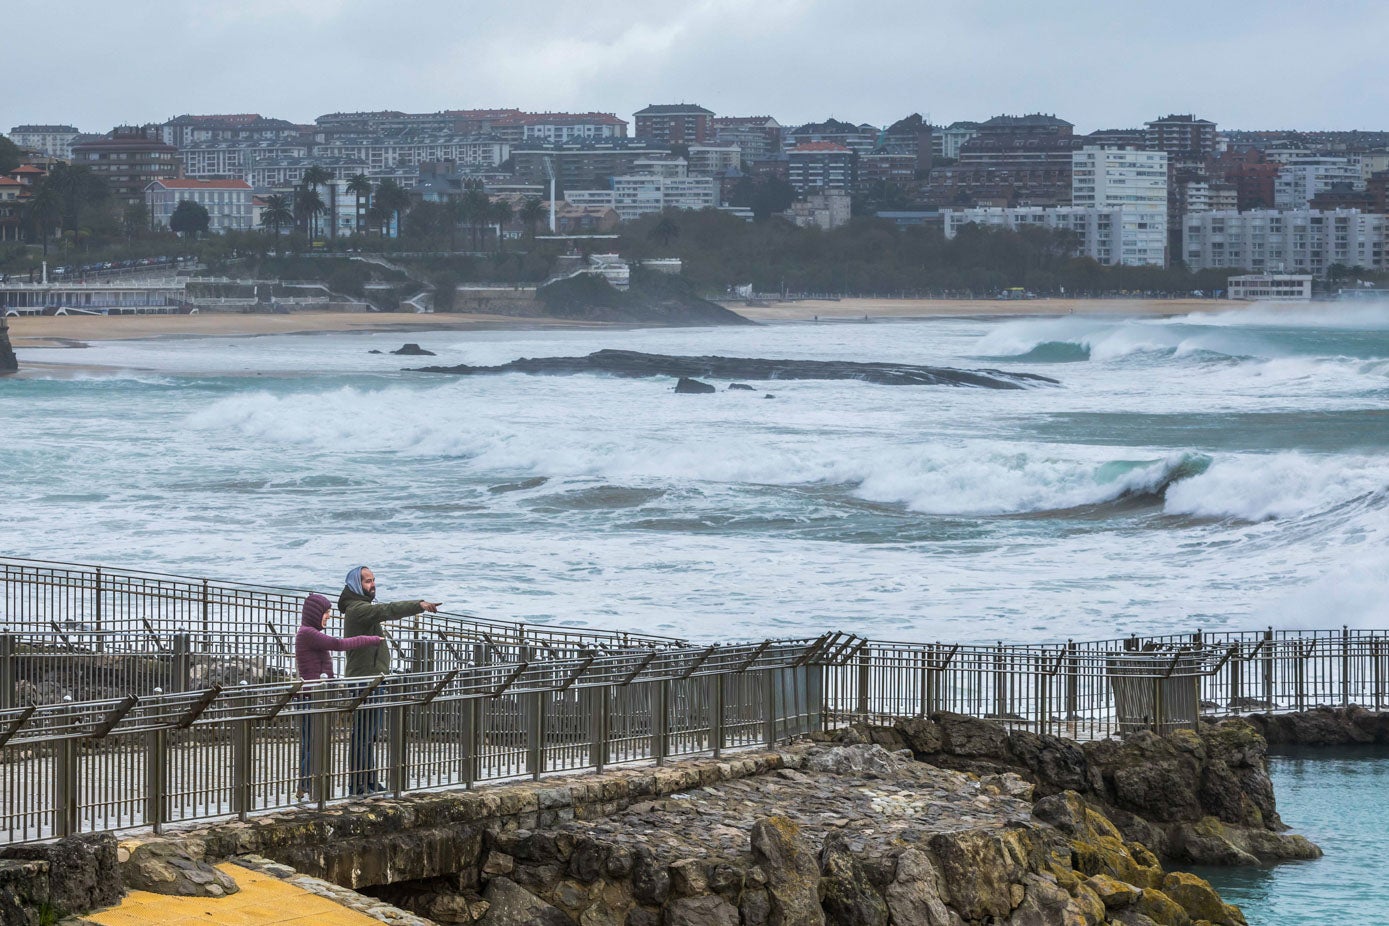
[337,587,423,677]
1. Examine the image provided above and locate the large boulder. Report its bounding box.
[750,817,823,926]
[476,875,570,926]
[819,836,888,926]
[118,837,239,898]
[882,848,957,926]
[0,832,122,913]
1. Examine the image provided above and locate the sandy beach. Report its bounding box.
[4,298,1232,348]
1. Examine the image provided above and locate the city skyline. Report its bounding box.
[6,0,1389,133]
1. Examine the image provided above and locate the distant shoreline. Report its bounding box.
[8,297,1250,349]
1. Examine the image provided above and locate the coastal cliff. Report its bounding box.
[831,713,1321,867]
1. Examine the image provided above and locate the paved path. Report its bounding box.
[83,863,394,926]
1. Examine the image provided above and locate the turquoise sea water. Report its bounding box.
[1199,748,1389,924]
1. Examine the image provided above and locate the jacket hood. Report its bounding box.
[338,585,372,614]
[301,593,331,630]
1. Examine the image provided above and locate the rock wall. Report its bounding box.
[834,713,1321,866]
[1241,706,1389,746]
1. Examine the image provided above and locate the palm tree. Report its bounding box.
[25,184,60,257]
[300,165,334,241]
[373,180,411,239]
[295,188,327,240]
[488,199,513,252]
[346,174,373,235]
[462,187,490,251]
[259,194,294,239]
[445,196,469,252]
[650,213,680,247]
[519,197,546,238]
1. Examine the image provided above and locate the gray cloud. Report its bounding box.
[7,0,1387,132]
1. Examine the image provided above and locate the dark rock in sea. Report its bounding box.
[728,383,755,391]
[0,317,17,375]
[412,349,1057,390]
[764,394,775,399]
[368,349,383,354]
[392,343,435,356]
[674,377,716,394]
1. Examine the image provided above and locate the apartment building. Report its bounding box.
[71,128,181,204]
[787,142,855,193]
[610,173,716,219]
[633,104,715,144]
[1144,114,1218,161]
[686,145,741,176]
[145,178,255,233]
[931,121,980,161]
[944,206,1166,267]
[1272,156,1364,209]
[179,140,311,178]
[511,140,671,188]
[505,113,627,143]
[8,125,81,159]
[310,134,508,171]
[1182,209,1387,275]
[712,116,782,162]
[159,114,300,148]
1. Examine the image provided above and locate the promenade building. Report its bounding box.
[71,127,180,204]
[633,104,715,144]
[787,142,855,193]
[1182,209,1388,275]
[145,178,255,233]
[943,206,1167,267]
[8,124,81,159]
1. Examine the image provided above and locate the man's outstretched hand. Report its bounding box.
[420,600,441,613]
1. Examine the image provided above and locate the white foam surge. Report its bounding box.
[1163,453,1389,522]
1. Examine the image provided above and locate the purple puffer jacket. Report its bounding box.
[295,593,382,681]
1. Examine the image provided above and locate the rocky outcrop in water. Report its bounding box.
[0,316,17,375]
[413,349,1058,390]
[835,713,1321,866]
[392,343,436,356]
[1242,706,1389,745]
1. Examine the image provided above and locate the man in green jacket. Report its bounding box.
[339,566,440,794]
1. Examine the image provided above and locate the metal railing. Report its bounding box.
[0,558,1386,844]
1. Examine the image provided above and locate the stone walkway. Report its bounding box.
[80,862,430,926]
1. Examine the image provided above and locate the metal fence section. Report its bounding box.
[1,559,1387,845]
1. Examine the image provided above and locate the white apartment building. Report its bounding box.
[1181,180,1238,214]
[309,135,509,171]
[8,125,80,159]
[687,145,741,176]
[610,174,717,220]
[145,178,255,233]
[932,123,980,161]
[1272,157,1364,208]
[517,114,627,143]
[1183,209,1387,275]
[180,141,311,178]
[1069,147,1168,265]
[944,206,1166,267]
[564,189,617,209]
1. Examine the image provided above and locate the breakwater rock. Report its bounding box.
[413,349,1058,390]
[833,713,1321,867]
[1241,706,1389,745]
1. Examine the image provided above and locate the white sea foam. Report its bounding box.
[1163,453,1389,522]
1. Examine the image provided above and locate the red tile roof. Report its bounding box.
[11,165,45,174]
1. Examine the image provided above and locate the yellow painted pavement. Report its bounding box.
[84,863,383,926]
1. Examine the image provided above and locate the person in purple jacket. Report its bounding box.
[294,593,381,802]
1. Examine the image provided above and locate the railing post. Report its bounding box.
[1263,628,1275,710]
[856,645,870,717]
[0,634,13,710]
[1152,676,1165,735]
[200,578,210,650]
[462,698,478,789]
[1065,641,1078,720]
[1375,640,1385,712]
[172,633,190,693]
[653,680,669,765]
[1342,625,1351,706]
[711,676,724,758]
[589,686,609,771]
[147,729,168,834]
[54,738,78,838]
[387,704,408,796]
[994,643,1006,719]
[1231,643,1243,708]
[310,687,330,807]
[764,671,778,748]
[527,692,544,781]
[232,718,253,821]
[1034,656,1047,736]
[1296,645,1307,712]
[926,644,940,716]
[93,567,103,640]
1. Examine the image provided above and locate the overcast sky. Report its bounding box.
[7,0,1386,134]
